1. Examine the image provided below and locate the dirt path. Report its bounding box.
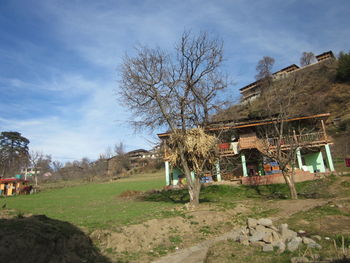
[151,198,336,263]
[152,229,241,263]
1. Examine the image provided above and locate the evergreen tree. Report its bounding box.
[0,131,30,177]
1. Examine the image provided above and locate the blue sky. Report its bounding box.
[0,0,349,162]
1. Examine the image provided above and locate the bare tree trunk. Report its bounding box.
[188,176,201,207]
[178,144,201,208]
[282,171,298,200]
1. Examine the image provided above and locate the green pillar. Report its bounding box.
[325,144,335,172]
[296,148,303,169]
[241,153,248,177]
[215,161,222,181]
[165,161,170,185]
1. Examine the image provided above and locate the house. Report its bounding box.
[240,51,335,103]
[0,178,30,196]
[158,113,335,186]
[106,147,161,176]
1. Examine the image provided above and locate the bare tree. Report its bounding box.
[255,56,275,81]
[114,142,126,156]
[29,150,43,186]
[300,52,316,67]
[119,31,228,207]
[256,75,305,199]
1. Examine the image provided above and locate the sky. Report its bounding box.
[0,0,349,162]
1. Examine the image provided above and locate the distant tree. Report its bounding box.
[119,31,228,208]
[114,142,126,156]
[29,150,44,186]
[336,51,350,82]
[80,157,90,169]
[107,142,130,176]
[0,131,30,177]
[300,52,316,66]
[255,56,275,81]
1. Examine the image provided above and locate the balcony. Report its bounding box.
[218,131,329,156]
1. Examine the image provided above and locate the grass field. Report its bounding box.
[1,171,340,231]
[0,171,177,230]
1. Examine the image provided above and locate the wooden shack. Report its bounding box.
[0,178,30,196]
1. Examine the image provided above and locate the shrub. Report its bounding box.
[336,51,350,82]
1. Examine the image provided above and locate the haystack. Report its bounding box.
[167,128,218,175]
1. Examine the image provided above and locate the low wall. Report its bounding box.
[241,170,324,185]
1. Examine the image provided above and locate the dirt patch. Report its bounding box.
[118,190,144,199]
[263,198,330,220]
[314,215,350,235]
[90,203,251,261]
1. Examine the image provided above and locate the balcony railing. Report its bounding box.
[218,131,328,155]
[267,132,327,148]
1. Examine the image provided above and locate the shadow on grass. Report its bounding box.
[141,187,208,204]
[141,177,337,204]
[0,214,111,263]
[141,184,261,204]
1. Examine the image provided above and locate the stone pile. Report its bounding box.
[232,218,322,253]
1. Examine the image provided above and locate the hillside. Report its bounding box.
[215,57,350,159]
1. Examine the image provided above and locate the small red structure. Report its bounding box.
[0,178,30,196]
[345,158,350,167]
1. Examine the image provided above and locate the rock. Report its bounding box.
[268,225,279,232]
[249,231,265,242]
[240,227,249,235]
[276,241,286,253]
[256,225,268,233]
[280,226,297,242]
[324,237,330,240]
[287,237,302,252]
[247,218,258,228]
[302,237,316,245]
[307,242,322,249]
[290,257,309,263]
[262,232,273,243]
[279,223,289,236]
[283,230,297,242]
[262,244,274,252]
[228,230,240,241]
[250,241,265,247]
[271,230,281,242]
[239,234,249,246]
[311,235,322,241]
[258,218,273,227]
[249,228,257,236]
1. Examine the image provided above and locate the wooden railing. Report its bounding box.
[267,132,326,147]
[218,131,328,155]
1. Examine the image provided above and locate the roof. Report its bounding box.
[157,113,331,138]
[127,149,149,154]
[274,64,299,74]
[0,178,28,183]
[316,51,335,61]
[240,64,300,92]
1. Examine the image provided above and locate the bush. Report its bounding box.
[336,51,350,82]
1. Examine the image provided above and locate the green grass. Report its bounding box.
[0,172,177,230]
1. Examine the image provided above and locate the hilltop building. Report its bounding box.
[240,51,335,103]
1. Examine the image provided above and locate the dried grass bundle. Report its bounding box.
[168,128,218,175]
